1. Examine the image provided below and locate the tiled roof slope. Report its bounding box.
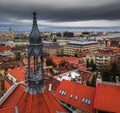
[94,83,120,113]
[5,80,12,90]
[54,80,95,113]
[44,75,60,91]
[0,46,11,52]
[7,67,26,82]
[0,84,67,113]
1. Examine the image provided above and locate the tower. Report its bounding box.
[0,13,67,113]
[26,12,45,94]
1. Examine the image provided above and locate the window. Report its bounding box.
[59,90,67,96]
[70,94,73,98]
[82,97,85,103]
[59,90,62,94]
[75,96,78,100]
[85,99,88,104]
[87,100,91,105]
[82,97,91,105]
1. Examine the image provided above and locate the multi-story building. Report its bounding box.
[95,47,120,70]
[64,40,100,56]
[0,28,14,41]
[43,43,62,56]
[95,54,112,70]
[105,37,120,48]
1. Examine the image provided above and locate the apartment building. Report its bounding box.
[95,54,113,70]
[64,40,100,56]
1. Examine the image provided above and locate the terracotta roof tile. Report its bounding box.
[0,106,14,113]
[94,83,120,113]
[0,84,67,113]
[7,67,26,82]
[55,80,95,113]
[0,46,11,52]
[51,57,65,65]
[5,80,12,90]
[44,75,60,91]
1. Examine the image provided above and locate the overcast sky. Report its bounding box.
[0,0,120,31]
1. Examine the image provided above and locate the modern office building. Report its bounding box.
[64,40,100,56]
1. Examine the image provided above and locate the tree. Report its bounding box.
[90,59,96,71]
[86,75,97,87]
[101,62,120,82]
[15,52,21,61]
[46,58,54,66]
[90,59,94,67]
[86,59,96,71]
[86,59,90,67]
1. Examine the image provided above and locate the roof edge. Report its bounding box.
[0,83,19,106]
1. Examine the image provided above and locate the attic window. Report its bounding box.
[59,90,62,94]
[85,98,88,104]
[75,96,78,100]
[82,97,91,105]
[63,91,67,95]
[70,94,73,98]
[87,100,91,105]
[59,90,67,96]
[82,97,85,102]
[61,91,64,95]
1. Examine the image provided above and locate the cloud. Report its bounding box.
[0,0,120,29]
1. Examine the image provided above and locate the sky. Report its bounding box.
[0,0,120,31]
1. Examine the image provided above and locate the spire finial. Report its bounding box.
[33,12,37,19]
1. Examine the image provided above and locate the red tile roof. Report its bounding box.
[7,67,26,82]
[0,106,15,113]
[44,75,60,91]
[0,84,67,113]
[78,71,91,81]
[51,57,65,65]
[55,80,95,113]
[0,46,11,52]
[78,64,88,71]
[98,47,120,54]
[63,56,83,64]
[5,80,11,90]
[94,83,120,113]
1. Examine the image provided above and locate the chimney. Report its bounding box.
[116,76,120,86]
[96,72,102,85]
[48,83,52,91]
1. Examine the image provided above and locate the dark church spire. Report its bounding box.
[29,12,41,44]
[25,12,45,94]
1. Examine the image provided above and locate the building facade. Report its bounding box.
[95,54,114,70]
[64,41,100,56]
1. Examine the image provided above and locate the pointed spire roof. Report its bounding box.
[29,12,41,44]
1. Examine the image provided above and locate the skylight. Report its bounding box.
[70,94,73,98]
[59,90,67,96]
[82,97,91,105]
[75,96,78,100]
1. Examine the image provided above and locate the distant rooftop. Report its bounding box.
[43,43,60,49]
[67,40,98,46]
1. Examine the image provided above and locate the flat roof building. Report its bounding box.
[64,40,100,56]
